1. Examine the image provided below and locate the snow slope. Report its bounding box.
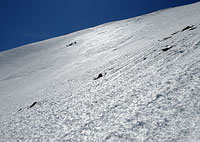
[1,2,200,142]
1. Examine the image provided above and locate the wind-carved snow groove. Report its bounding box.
[2,64,54,81]
[92,44,159,83]
[63,26,197,115]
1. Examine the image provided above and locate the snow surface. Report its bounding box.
[1,2,200,142]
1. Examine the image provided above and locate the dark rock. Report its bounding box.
[156,94,162,99]
[163,36,172,41]
[94,73,103,80]
[171,31,179,35]
[18,108,23,111]
[189,27,197,31]
[162,46,173,52]
[182,25,195,32]
[178,50,184,53]
[30,102,37,108]
[94,72,106,80]
[138,121,145,128]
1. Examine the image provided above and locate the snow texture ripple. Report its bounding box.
[0,2,200,142]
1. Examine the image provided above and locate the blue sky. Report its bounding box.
[0,0,199,52]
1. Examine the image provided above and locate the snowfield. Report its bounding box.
[1,2,200,142]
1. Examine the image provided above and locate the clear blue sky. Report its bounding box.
[0,0,199,52]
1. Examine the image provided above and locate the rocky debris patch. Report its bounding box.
[66,41,77,47]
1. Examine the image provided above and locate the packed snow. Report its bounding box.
[0,2,200,142]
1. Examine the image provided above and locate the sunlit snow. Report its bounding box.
[0,2,200,141]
